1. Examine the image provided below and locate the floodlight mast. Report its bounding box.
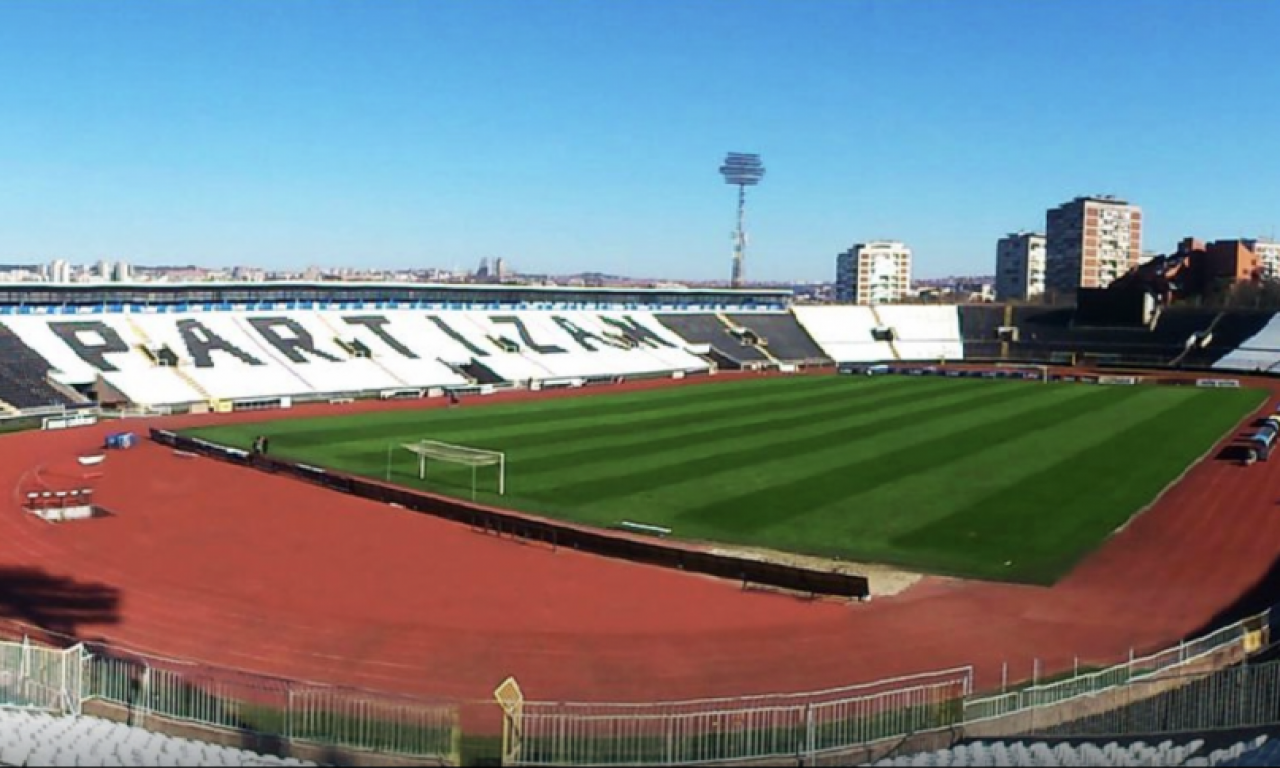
[719,152,765,288]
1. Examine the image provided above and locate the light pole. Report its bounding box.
[719,152,765,288]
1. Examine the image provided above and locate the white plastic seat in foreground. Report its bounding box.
[864,736,1219,768]
[0,707,317,767]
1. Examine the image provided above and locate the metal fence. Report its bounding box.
[514,668,972,766]
[80,645,459,761]
[1025,659,1280,738]
[512,610,1271,767]
[0,403,172,432]
[963,612,1264,725]
[0,638,84,714]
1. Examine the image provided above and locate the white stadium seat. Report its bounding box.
[864,735,1246,768]
[874,305,965,361]
[792,305,965,364]
[1213,315,1280,372]
[791,305,896,363]
[0,308,712,407]
[0,707,317,767]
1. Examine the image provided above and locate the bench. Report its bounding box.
[618,521,672,538]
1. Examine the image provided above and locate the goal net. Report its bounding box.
[1000,363,1050,383]
[399,440,506,498]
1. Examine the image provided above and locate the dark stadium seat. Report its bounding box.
[0,322,81,409]
[988,306,1245,368]
[655,313,772,365]
[724,313,830,363]
[958,305,1006,360]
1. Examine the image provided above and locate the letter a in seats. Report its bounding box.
[552,316,628,351]
[176,319,264,368]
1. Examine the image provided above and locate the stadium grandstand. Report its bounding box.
[3,281,1280,414]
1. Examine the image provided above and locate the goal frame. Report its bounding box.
[998,362,1050,383]
[396,440,506,500]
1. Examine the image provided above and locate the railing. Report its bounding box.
[0,638,84,714]
[0,628,459,763]
[511,610,1271,766]
[0,402,172,428]
[963,613,1262,724]
[101,403,175,418]
[80,644,459,761]
[0,404,71,429]
[1025,659,1280,738]
[514,669,972,766]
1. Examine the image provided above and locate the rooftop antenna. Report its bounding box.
[719,152,766,288]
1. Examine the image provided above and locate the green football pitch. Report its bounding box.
[184,375,1265,584]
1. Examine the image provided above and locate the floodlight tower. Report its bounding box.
[719,152,766,288]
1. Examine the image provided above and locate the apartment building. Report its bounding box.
[994,232,1046,301]
[836,241,912,304]
[1045,195,1143,295]
[1244,239,1280,279]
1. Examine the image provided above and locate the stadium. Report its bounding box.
[4,281,1280,766]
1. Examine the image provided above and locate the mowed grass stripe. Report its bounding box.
[675,384,1138,535]
[330,377,951,466]
[894,387,1266,583]
[622,381,1091,514]
[254,375,850,445]
[263,375,858,454]
[404,375,868,446]
[743,387,1205,577]
[524,380,1057,506]
[804,387,1207,543]
[350,376,972,476]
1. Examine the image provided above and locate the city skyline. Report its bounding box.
[1,0,1277,283]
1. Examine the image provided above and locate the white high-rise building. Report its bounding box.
[995,232,1046,302]
[48,259,71,283]
[1245,239,1280,279]
[836,241,912,304]
[1045,195,1143,295]
[113,261,131,282]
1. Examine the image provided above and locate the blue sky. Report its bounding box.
[0,1,1277,282]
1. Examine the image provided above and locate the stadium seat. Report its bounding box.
[0,708,316,767]
[0,307,712,405]
[1213,315,1280,373]
[864,734,1236,767]
[874,306,965,361]
[790,306,898,363]
[654,313,773,366]
[723,312,830,363]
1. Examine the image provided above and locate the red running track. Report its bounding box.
[0,371,1277,703]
